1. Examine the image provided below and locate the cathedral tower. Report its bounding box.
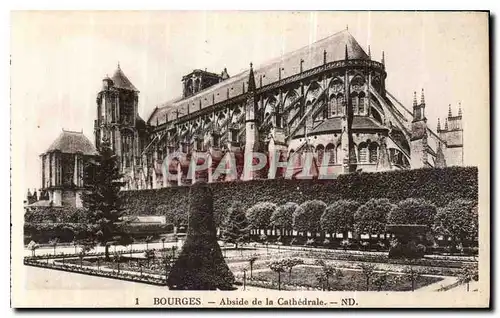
[95,64,147,189]
[439,103,464,166]
[410,89,429,168]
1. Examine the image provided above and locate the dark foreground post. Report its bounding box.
[167,182,235,290]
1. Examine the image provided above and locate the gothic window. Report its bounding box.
[336,145,341,164]
[330,78,343,94]
[196,138,203,151]
[213,134,220,148]
[350,93,359,114]
[316,144,325,164]
[369,142,379,163]
[358,142,368,163]
[358,92,366,114]
[351,76,365,92]
[231,129,238,143]
[325,143,336,164]
[337,94,344,116]
[328,96,337,118]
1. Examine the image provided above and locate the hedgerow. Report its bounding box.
[121,167,478,225]
[26,167,478,227]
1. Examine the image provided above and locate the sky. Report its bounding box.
[11,11,489,190]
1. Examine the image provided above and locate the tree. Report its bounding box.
[372,272,389,291]
[354,198,393,236]
[269,260,286,290]
[49,237,60,257]
[271,202,297,237]
[248,255,258,278]
[246,202,277,233]
[220,202,250,249]
[81,141,132,261]
[404,266,421,292]
[144,249,155,266]
[145,236,154,250]
[458,263,479,292]
[359,263,376,291]
[282,258,304,282]
[434,199,478,248]
[167,182,235,290]
[293,200,326,238]
[388,198,437,229]
[314,260,343,290]
[321,200,360,240]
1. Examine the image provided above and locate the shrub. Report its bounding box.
[220,201,250,249]
[293,200,326,236]
[246,202,277,231]
[354,198,394,236]
[167,183,235,290]
[321,200,360,240]
[388,198,437,229]
[434,199,478,247]
[271,202,297,235]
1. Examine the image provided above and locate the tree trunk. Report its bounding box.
[366,277,369,291]
[250,264,253,278]
[289,269,292,282]
[53,246,56,256]
[105,245,110,261]
[278,272,281,291]
[343,230,349,240]
[467,282,470,292]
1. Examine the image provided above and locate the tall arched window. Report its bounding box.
[351,94,358,114]
[369,142,379,163]
[358,92,366,114]
[316,145,325,164]
[358,142,368,163]
[328,95,337,117]
[325,143,336,164]
[337,94,344,116]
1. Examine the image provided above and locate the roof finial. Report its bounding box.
[437,118,441,131]
[444,117,449,130]
[323,49,327,64]
[413,91,417,107]
[345,44,349,60]
[420,88,425,105]
[368,45,371,59]
[382,51,385,65]
[117,61,120,70]
[458,102,462,116]
[346,24,349,31]
[448,104,452,117]
[250,62,253,70]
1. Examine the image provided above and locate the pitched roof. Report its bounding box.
[112,65,139,92]
[148,29,369,125]
[294,116,388,137]
[44,130,97,155]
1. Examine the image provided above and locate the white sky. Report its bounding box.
[11,11,489,190]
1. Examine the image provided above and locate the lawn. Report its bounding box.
[251,266,443,291]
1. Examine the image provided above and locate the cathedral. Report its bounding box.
[39,28,465,201]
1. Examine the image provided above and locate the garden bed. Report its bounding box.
[24,258,167,286]
[246,266,443,291]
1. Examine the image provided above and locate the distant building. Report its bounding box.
[37,129,97,207]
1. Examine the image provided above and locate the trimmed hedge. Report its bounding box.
[121,167,478,226]
[24,222,173,244]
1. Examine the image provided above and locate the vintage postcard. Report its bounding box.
[11,11,490,308]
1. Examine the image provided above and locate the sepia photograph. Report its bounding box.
[10,10,490,308]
